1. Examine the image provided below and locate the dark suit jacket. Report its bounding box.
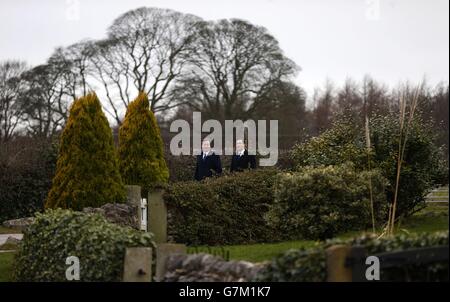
[230,150,256,172]
[194,151,222,181]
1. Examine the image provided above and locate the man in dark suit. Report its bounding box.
[195,139,222,181]
[230,139,256,172]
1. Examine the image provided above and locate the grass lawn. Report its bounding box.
[0,226,21,235]
[432,191,449,197]
[190,203,449,263]
[0,252,15,282]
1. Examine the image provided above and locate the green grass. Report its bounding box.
[189,240,318,263]
[190,204,449,263]
[0,226,21,235]
[0,252,15,282]
[396,204,448,233]
[0,243,18,251]
[431,191,449,197]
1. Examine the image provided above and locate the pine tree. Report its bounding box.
[45,93,126,210]
[118,92,169,192]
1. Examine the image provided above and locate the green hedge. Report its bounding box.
[254,231,449,282]
[164,168,280,245]
[265,163,388,240]
[14,209,155,281]
[0,137,57,222]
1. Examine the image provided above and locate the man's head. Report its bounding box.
[202,139,211,153]
[236,139,245,153]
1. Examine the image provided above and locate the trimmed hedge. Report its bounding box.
[14,209,155,281]
[265,163,388,240]
[164,168,280,245]
[254,231,449,282]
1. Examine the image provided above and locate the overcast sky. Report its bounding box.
[0,0,448,98]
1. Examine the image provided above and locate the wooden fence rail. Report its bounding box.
[327,244,449,282]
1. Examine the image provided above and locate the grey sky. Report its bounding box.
[0,0,448,98]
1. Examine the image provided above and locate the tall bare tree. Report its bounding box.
[173,19,298,120]
[89,7,201,125]
[312,80,335,135]
[49,40,96,99]
[19,61,72,137]
[0,60,28,142]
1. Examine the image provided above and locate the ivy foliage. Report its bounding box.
[13,208,156,282]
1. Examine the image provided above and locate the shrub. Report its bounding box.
[164,150,292,183]
[45,93,126,210]
[165,153,198,182]
[118,92,169,192]
[254,231,449,282]
[290,114,446,218]
[0,137,57,222]
[14,209,155,281]
[164,168,280,245]
[265,163,388,240]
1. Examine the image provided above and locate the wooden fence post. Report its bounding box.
[125,185,142,230]
[123,247,152,282]
[148,189,167,243]
[326,245,353,282]
[155,243,187,281]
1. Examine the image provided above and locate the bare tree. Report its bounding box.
[250,80,308,149]
[172,19,298,121]
[89,7,201,125]
[0,60,28,142]
[312,80,335,135]
[19,61,72,138]
[49,40,96,99]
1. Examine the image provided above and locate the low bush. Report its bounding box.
[290,114,447,218]
[14,209,155,281]
[164,168,280,245]
[265,163,388,240]
[254,231,449,282]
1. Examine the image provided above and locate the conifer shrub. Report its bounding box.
[45,93,126,210]
[118,92,169,192]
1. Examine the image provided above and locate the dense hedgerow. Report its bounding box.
[290,114,447,218]
[0,137,57,221]
[254,231,449,282]
[14,209,156,281]
[45,93,126,210]
[164,168,280,245]
[265,163,388,240]
[118,93,169,192]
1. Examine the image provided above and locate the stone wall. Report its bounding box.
[83,203,139,229]
[162,253,266,282]
[3,217,35,231]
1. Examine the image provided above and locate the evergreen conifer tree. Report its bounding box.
[45,93,126,210]
[118,92,169,192]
